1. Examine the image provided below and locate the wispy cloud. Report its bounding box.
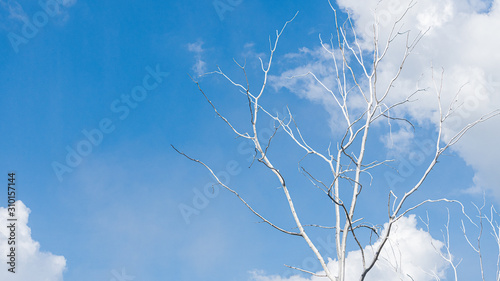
[0,0,77,32]
[0,0,28,30]
[269,46,367,135]
[187,41,207,77]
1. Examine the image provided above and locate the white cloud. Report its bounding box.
[380,124,415,156]
[250,215,448,281]
[187,41,207,77]
[337,0,500,199]
[0,201,66,281]
[269,46,367,135]
[271,0,500,200]
[269,47,336,105]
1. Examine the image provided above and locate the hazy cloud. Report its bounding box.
[187,41,207,77]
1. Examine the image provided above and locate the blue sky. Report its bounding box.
[1,0,500,280]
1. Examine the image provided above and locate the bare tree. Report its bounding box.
[418,198,500,281]
[174,1,500,280]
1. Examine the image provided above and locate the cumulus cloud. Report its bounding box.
[250,215,449,281]
[338,0,500,198]
[0,201,66,281]
[271,0,500,199]
[187,41,208,77]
